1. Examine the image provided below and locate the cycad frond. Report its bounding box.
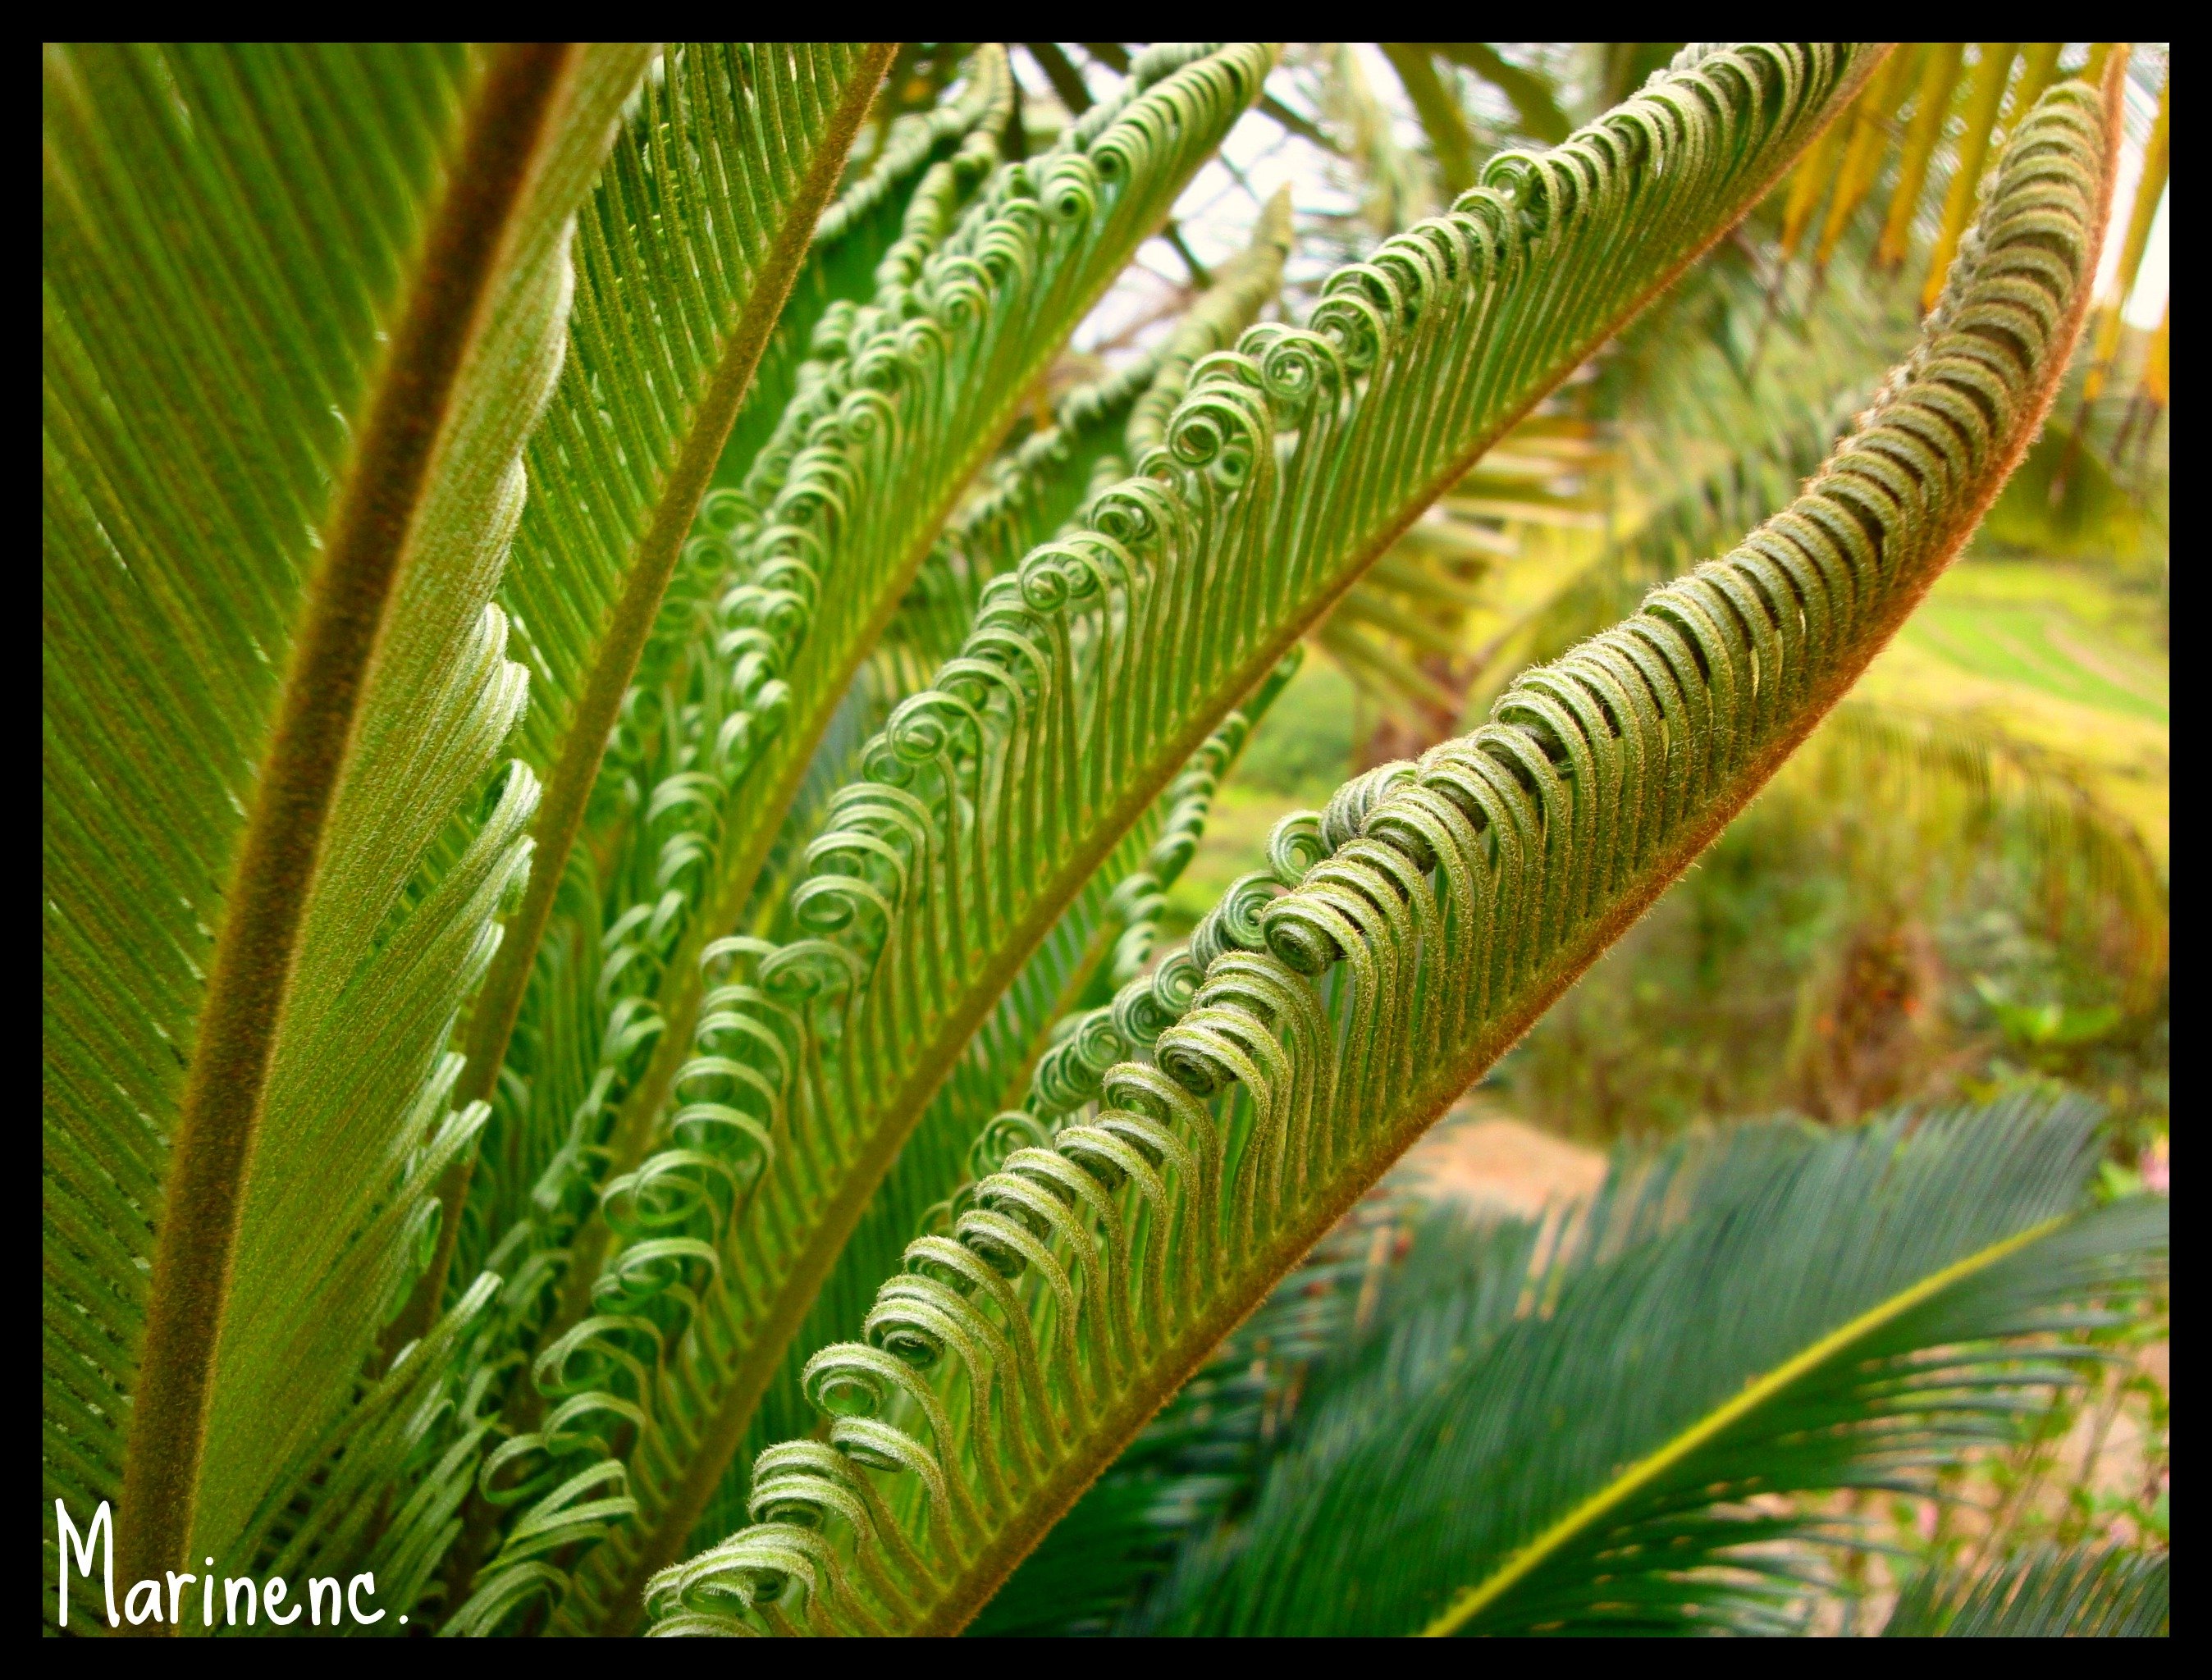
[898,185,1296,676]
[718,48,1017,521]
[729,194,1297,1038]
[43,42,653,1588]
[647,44,1989,1637]
[1127,1097,2167,1635]
[1882,1540,2170,1637]
[427,45,920,1335]
[697,651,1305,1552]
[406,41,895,1338]
[452,48,1280,1632]
[587,45,1274,1197]
[772,257,1325,1307]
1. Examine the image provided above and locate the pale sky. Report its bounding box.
[2100,63,2171,326]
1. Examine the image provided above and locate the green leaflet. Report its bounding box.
[429,45,895,1322]
[1883,1541,2171,1637]
[43,42,651,1584]
[643,67,2118,1637]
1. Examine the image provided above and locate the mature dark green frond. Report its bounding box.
[1131,1098,2167,1635]
[1883,1541,2170,1637]
[43,42,651,1586]
[647,44,1958,1637]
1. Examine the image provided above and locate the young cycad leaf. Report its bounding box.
[898,186,1297,674]
[696,212,1302,1536]
[424,66,1018,1415]
[614,50,1016,733]
[713,48,1017,512]
[584,44,1280,1208]
[1882,1541,2171,1637]
[646,66,2121,1637]
[451,48,1280,1633]
[729,183,1295,938]
[610,43,1884,1607]
[712,649,1306,1550]
[230,1270,506,1621]
[414,44,897,1326]
[43,41,651,1589]
[1129,1099,2167,1634]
